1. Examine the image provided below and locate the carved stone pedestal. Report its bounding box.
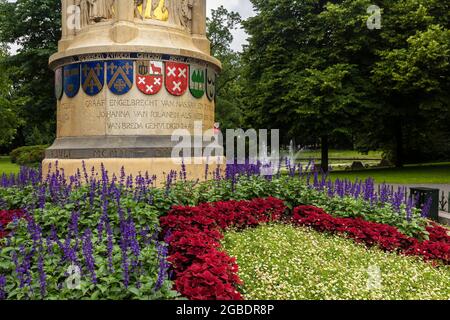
[46,0,222,182]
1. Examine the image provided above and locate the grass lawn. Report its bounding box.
[329,163,450,184]
[223,224,450,300]
[0,156,20,175]
[293,149,383,160]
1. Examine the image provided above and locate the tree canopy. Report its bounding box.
[242,0,450,168]
[0,0,448,168]
[207,6,245,131]
[0,0,60,148]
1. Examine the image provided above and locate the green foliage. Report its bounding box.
[0,0,60,148]
[207,6,245,130]
[10,145,48,166]
[223,224,450,300]
[242,0,450,165]
[0,52,23,147]
[0,174,429,239]
[0,170,436,300]
[0,186,178,300]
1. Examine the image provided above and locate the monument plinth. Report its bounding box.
[44,0,222,180]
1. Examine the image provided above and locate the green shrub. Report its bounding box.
[0,186,178,300]
[10,145,48,166]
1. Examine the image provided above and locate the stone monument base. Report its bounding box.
[42,157,225,185]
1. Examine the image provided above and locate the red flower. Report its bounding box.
[427,223,450,245]
[162,199,448,301]
[0,209,27,239]
[161,197,286,300]
[292,205,449,265]
[174,249,243,300]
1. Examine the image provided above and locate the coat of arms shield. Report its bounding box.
[81,62,105,96]
[64,64,81,98]
[165,62,189,96]
[206,67,217,102]
[136,61,163,95]
[107,60,134,95]
[55,68,63,100]
[189,64,206,99]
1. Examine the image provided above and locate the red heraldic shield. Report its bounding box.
[136,61,163,95]
[165,62,189,96]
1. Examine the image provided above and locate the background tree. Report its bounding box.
[367,2,450,166]
[0,49,23,148]
[242,0,372,171]
[0,0,60,149]
[242,0,450,169]
[207,6,244,131]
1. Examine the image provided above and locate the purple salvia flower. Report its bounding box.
[181,159,187,181]
[335,179,344,198]
[37,254,46,298]
[354,180,362,199]
[120,166,126,187]
[126,175,133,189]
[46,237,54,256]
[363,178,375,202]
[313,169,319,189]
[82,229,97,284]
[421,196,433,218]
[11,250,24,288]
[378,184,390,205]
[105,219,115,273]
[344,179,352,196]
[391,187,405,213]
[154,241,170,292]
[69,211,80,239]
[204,163,209,180]
[0,275,6,300]
[327,180,334,197]
[406,196,414,221]
[38,184,47,209]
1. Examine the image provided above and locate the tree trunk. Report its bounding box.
[321,135,329,173]
[394,120,404,168]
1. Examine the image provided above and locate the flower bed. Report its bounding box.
[223,224,450,300]
[292,206,450,265]
[161,199,449,300]
[160,197,287,300]
[0,164,447,300]
[0,169,178,300]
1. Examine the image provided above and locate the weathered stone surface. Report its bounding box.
[45,0,221,179]
[42,157,226,186]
